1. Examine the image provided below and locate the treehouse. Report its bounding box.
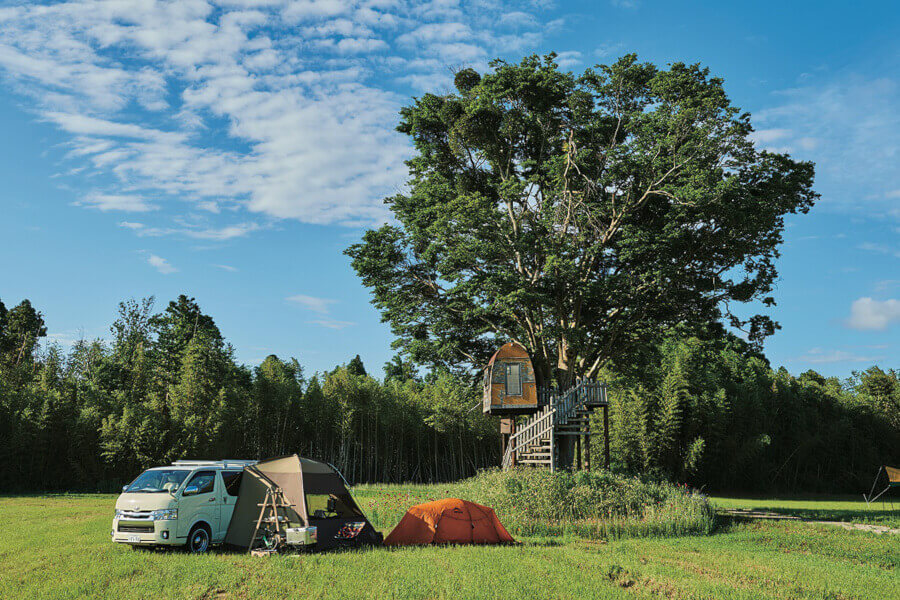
[482,342,538,415]
[481,342,611,472]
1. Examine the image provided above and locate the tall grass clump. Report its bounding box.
[356,469,716,540]
[455,468,715,539]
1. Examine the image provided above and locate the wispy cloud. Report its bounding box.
[874,280,900,293]
[749,128,791,145]
[76,193,156,212]
[286,294,337,314]
[307,318,356,330]
[857,242,900,258]
[594,42,625,58]
[0,0,560,229]
[756,72,900,215]
[147,254,177,275]
[554,50,582,70]
[846,297,900,331]
[794,348,883,364]
[119,221,261,241]
[213,264,237,272]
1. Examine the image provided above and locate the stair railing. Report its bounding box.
[501,381,608,470]
[501,404,554,469]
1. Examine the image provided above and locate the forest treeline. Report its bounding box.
[0,296,897,493]
[0,295,498,491]
[600,331,899,492]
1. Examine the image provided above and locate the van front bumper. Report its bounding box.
[111,518,180,546]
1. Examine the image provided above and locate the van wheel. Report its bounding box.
[187,525,211,553]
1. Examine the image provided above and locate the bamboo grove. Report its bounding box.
[0,295,498,491]
[0,296,897,493]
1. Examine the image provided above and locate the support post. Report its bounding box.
[576,434,582,470]
[549,428,555,473]
[603,404,610,469]
[584,418,591,471]
[510,419,517,468]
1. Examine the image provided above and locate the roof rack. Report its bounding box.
[172,459,257,468]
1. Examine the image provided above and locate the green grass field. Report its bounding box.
[0,492,897,599]
[710,495,900,528]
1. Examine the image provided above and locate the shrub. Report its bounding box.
[356,469,716,540]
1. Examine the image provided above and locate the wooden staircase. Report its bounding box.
[501,381,608,471]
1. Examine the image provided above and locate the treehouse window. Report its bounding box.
[506,363,522,396]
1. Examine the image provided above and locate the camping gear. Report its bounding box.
[224,454,381,551]
[285,526,317,546]
[383,498,516,546]
[863,465,900,507]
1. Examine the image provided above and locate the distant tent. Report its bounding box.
[224,454,381,551]
[383,498,516,546]
[863,465,900,507]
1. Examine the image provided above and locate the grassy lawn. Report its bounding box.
[1,492,897,599]
[710,495,900,528]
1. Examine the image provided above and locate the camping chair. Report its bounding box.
[863,465,899,509]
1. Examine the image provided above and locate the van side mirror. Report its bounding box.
[182,485,200,497]
[122,485,128,493]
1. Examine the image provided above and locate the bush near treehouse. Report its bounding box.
[357,469,715,540]
[456,468,716,539]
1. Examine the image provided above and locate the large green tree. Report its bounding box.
[347,54,817,386]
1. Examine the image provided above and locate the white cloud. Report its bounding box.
[286,294,337,313]
[874,280,900,293]
[756,73,900,213]
[0,0,557,230]
[186,223,261,240]
[749,128,791,146]
[77,193,156,212]
[593,42,624,58]
[396,22,472,46]
[147,254,177,274]
[858,242,900,258]
[213,264,238,272]
[846,297,900,331]
[308,318,355,329]
[498,12,537,28]
[554,50,581,70]
[795,348,882,364]
[121,221,261,240]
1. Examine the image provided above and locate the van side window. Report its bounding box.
[186,470,216,494]
[222,470,243,496]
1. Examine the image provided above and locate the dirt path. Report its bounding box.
[721,508,900,535]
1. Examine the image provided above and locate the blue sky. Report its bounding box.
[0,0,897,378]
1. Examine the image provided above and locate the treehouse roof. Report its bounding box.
[485,342,530,369]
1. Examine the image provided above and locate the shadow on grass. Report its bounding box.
[726,506,896,523]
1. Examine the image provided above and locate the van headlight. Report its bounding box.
[151,509,178,520]
[114,509,126,518]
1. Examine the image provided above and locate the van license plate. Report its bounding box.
[128,535,141,543]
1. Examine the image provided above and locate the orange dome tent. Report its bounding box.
[383,498,516,546]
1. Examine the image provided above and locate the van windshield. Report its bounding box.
[125,469,190,493]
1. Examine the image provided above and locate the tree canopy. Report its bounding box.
[347,54,817,386]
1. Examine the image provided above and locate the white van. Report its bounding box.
[112,460,255,552]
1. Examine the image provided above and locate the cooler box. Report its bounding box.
[285,526,317,546]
